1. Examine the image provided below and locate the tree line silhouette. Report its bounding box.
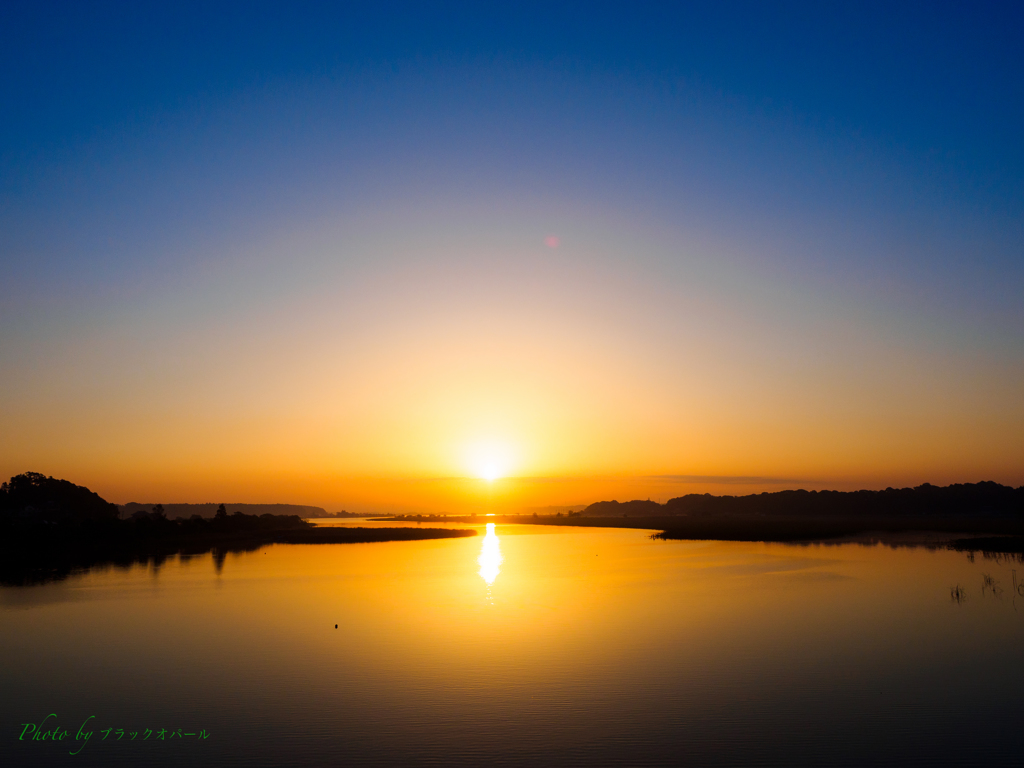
[583,482,1024,518]
[0,472,474,585]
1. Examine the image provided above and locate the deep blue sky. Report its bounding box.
[3,2,1023,280]
[1,2,1022,503]
[5,2,1023,188]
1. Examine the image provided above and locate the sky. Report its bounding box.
[1,2,1022,512]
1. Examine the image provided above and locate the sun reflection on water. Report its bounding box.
[477,522,503,587]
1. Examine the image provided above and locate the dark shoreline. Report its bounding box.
[5,474,1023,585]
[372,512,1024,555]
[375,481,1024,547]
[0,525,476,586]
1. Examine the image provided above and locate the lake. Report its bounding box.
[3,521,1023,766]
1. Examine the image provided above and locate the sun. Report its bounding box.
[465,440,515,482]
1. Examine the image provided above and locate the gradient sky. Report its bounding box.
[2,2,1022,511]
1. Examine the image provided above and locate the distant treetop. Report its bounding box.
[0,472,120,523]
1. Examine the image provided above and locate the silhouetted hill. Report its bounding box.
[119,502,328,519]
[583,482,1024,519]
[0,472,119,524]
[582,499,664,517]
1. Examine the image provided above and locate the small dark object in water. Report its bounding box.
[335,624,338,628]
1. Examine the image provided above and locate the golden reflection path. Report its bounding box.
[477,522,503,589]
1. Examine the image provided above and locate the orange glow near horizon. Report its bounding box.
[1,212,1022,511]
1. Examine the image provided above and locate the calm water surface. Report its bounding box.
[3,522,1023,766]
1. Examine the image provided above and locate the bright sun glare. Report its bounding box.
[465,440,515,482]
